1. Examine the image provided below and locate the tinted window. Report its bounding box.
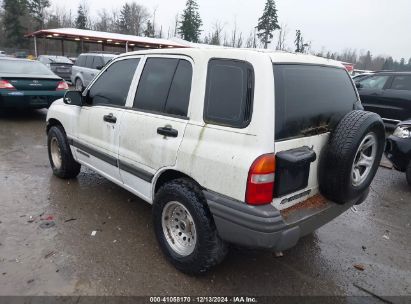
[75,55,86,67]
[133,58,179,113]
[92,56,104,69]
[274,64,357,140]
[88,59,139,107]
[165,60,192,116]
[84,56,93,69]
[359,75,390,89]
[204,59,254,128]
[390,75,411,91]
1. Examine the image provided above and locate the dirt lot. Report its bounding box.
[0,109,410,301]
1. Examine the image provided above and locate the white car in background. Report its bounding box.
[45,48,385,274]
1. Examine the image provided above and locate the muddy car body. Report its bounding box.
[46,48,385,274]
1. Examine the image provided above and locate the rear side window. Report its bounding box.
[204,59,254,128]
[133,58,192,117]
[390,75,411,91]
[88,58,139,107]
[274,64,357,141]
[84,56,93,69]
[75,55,86,67]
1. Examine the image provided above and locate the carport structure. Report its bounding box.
[25,28,186,57]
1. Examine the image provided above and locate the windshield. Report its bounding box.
[0,60,57,75]
[42,56,72,64]
[274,64,358,140]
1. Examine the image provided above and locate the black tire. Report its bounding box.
[47,125,81,179]
[152,178,228,275]
[75,78,83,92]
[406,163,411,187]
[319,111,385,204]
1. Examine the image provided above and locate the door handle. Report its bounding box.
[103,113,117,123]
[157,126,178,138]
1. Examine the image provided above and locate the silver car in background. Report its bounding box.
[71,53,117,91]
[38,55,73,83]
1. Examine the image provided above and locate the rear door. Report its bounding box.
[74,57,140,183]
[272,64,359,209]
[381,75,411,121]
[118,56,192,201]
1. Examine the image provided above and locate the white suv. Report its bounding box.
[46,48,385,274]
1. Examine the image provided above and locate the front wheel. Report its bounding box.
[152,179,227,275]
[47,126,81,179]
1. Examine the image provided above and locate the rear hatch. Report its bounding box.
[272,63,359,210]
[49,63,72,75]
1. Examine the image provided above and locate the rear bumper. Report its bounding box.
[385,135,411,172]
[0,90,65,108]
[204,190,368,250]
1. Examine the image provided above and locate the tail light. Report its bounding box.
[0,80,16,90]
[245,153,275,205]
[56,81,69,91]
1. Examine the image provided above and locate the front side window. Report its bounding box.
[91,56,104,70]
[88,58,140,107]
[204,59,254,128]
[359,75,390,89]
[390,75,411,91]
[133,58,192,117]
[274,64,357,140]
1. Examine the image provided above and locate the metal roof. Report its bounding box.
[25,28,186,49]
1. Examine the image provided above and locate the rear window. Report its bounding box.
[274,64,357,140]
[0,60,56,75]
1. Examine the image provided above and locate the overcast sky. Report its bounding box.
[50,0,411,60]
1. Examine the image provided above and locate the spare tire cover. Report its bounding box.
[319,110,385,204]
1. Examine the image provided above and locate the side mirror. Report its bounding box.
[355,82,363,89]
[96,65,103,70]
[63,90,83,106]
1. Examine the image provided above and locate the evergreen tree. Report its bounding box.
[118,3,132,34]
[27,0,50,30]
[75,4,88,29]
[256,0,280,49]
[2,0,27,48]
[143,20,154,37]
[178,0,202,43]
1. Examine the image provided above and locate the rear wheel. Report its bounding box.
[406,163,411,187]
[75,78,83,91]
[47,125,81,179]
[152,178,228,275]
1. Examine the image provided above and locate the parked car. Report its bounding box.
[38,55,73,83]
[385,120,411,186]
[0,57,68,109]
[352,73,373,82]
[356,72,411,124]
[46,49,385,274]
[71,53,116,91]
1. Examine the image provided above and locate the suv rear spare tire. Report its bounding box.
[319,110,385,204]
